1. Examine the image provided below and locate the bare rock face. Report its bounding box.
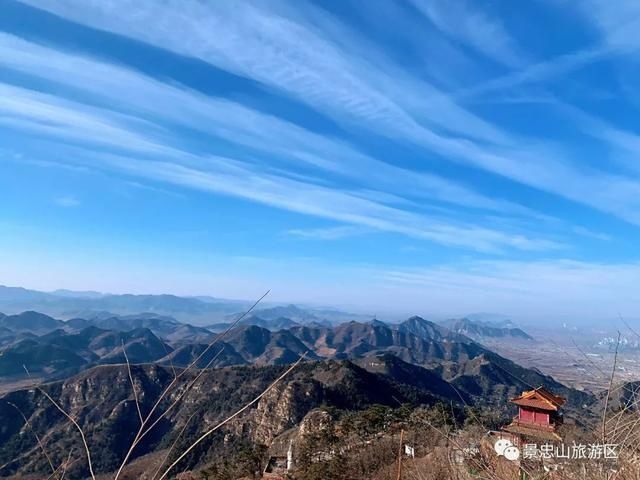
[299,409,333,437]
[266,408,335,462]
[248,380,324,445]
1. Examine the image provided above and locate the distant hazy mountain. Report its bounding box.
[0,310,213,344]
[464,312,516,328]
[51,289,105,299]
[0,326,172,378]
[0,286,364,326]
[191,295,250,304]
[206,314,301,332]
[442,317,533,341]
[0,311,64,334]
[228,305,371,326]
[0,285,250,323]
[397,316,470,343]
[0,286,49,302]
[67,313,214,343]
[220,324,318,365]
[225,304,325,324]
[300,306,373,323]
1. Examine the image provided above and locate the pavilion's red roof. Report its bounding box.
[510,387,565,411]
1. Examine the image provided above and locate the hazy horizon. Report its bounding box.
[1,283,636,327]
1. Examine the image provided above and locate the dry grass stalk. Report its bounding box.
[150,412,197,480]
[5,400,55,475]
[7,291,268,480]
[113,290,270,479]
[21,364,96,480]
[49,448,76,480]
[44,454,78,480]
[602,331,621,443]
[396,429,404,480]
[133,345,227,448]
[35,385,96,480]
[122,339,144,425]
[157,353,307,480]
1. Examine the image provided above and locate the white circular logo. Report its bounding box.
[494,439,512,456]
[494,439,520,461]
[504,446,520,461]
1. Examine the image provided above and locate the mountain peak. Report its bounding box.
[397,315,462,342]
[0,311,62,333]
[442,317,533,341]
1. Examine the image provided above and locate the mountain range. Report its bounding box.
[0,324,171,377]
[0,356,467,477]
[0,286,368,326]
[0,347,594,478]
[0,311,582,408]
[0,286,251,324]
[0,303,596,479]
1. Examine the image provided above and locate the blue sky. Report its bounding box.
[1,0,640,322]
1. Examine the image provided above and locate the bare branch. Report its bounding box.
[122,339,144,425]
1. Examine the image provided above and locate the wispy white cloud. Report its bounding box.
[82,150,563,253]
[53,195,80,207]
[371,259,640,322]
[572,226,611,242]
[16,2,640,227]
[15,1,514,145]
[2,1,639,320]
[121,180,184,199]
[557,103,640,175]
[576,0,640,49]
[0,33,535,217]
[409,0,525,67]
[0,82,172,156]
[455,47,610,99]
[0,71,565,253]
[286,225,367,240]
[455,1,640,100]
